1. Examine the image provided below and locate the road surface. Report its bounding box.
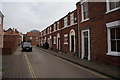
[2,47,109,79]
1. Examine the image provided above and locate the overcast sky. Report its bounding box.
[1,0,80,33]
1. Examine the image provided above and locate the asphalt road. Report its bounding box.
[2,47,109,79]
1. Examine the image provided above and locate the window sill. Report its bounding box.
[81,18,89,23]
[106,7,120,14]
[107,52,120,56]
[64,43,68,45]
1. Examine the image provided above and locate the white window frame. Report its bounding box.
[44,30,46,36]
[36,37,38,39]
[50,27,51,33]
[30,37,32,39]
[57,22,59,30]
[106,20,120,56]
[81,0,89,22]
[54,37,56,44]
[47,28,49,34]
[0,17,1,25]
[64,34,68,44]
[64,17,68,27]
[44,37,46,44]
[54,24,56,31]
[106,0,120,14]
[70,13,74,25]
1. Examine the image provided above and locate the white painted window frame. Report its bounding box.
[50,27,51,33]
[64,34,68,44]
[47,28,49,34]
[70,13,74,25]
[57,22,59,30]
[106,0,120,14]
[81,29,91,60]
[106,20,120,56]
[54,36,56,44]
[54,24,56,31]
[36,37,38,39]
[81,0,89,22]
[49,35,52,47]
[30,37,32,39]
[64,17,68,27]
[44,37,46,44]
[0,17,1,25]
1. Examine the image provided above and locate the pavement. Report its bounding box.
[40,47,120,80]
[2,47,31,79]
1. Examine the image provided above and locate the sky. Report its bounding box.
[0,0,80,33]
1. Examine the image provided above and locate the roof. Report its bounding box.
[27,32,39,37]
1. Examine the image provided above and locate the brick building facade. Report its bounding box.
[76,0,120,66]
[40,10,78,54]
[2,28,21,54]
[39,0,120,66]
[24,32,40,46]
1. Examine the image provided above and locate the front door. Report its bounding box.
[83,31,89,59]
[58,38,60,50]
[71,35,74,52]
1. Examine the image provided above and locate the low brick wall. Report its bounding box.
[2,35,19,54]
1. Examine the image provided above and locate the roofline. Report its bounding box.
[0,11,4,17]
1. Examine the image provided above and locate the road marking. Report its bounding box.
[54,55,109,79]
[24,54,37,80]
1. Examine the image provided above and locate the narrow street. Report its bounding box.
[2,47,109,79]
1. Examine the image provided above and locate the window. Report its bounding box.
[30,37,32,39]
[54,24,56,31]
[64,17,68,27]
[50,27,51,33]
[110,28,120,52]
[47,28,49,34]
[44,30,46,36]
[81,1,89,21]
[64,34,68,44]
[57,22,59,30]
[106,0,120,13]
[41,33,42,37]
[106,20,120,56]
[0,17,1,25]
[70,13,74,25]
[36,37,38,39]
[54,37,56,44]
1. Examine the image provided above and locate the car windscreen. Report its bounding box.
[23,43,31,47]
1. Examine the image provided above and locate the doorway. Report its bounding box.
[82,29,90,60]
[70,29,75,52]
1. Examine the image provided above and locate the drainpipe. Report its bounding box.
[77,5,81,58]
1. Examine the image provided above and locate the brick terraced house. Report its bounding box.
[76,0,120,66]
[40,10,78,54]
[39,0,120,66]
[24,31,40,46]
[0,11,4,53]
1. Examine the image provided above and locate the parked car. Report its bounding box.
[22,42,32,52]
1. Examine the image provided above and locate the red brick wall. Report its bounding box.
[40,10,78,54]
[77,2,120,66]
[2,35,19,54]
